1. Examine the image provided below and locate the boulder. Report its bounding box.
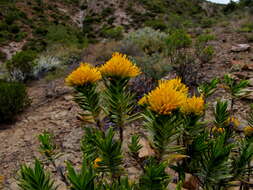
[231,44,250,52]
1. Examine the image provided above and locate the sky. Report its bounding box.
[208,0,239,4]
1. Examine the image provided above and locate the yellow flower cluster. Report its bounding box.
[212,127,225,134]
[159,78,188,94]
[146,84,186,115]
[65,63,101,86]
[93,157,102,168]
[226,117,240,128]
[181,95,205,116]
[99,52,141,78]
[139,78,204,115]
[244,126,253,137]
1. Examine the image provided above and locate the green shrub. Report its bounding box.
[123,27,167,55]
[45,24,80,45]
[8,24,20,34]
[166,29,192,53]
[223,1,238,14]
[245,33,253,42]
[0,50,6,61]
[14,32,27,42]
[239,22,253,33]
[0,80,29,123]
[0,30,12,44]
[144,19,167,31]
[5,12,19,25]
[196,33,216,44]
[22,38,47,52]
[201,18,215,28]
[195,33,216,58]
[101,26,124,40]
[101,7,115,17]
[6,50,37,81]
[0,21,8,31]
[133,53,172,80]
[199,45,215,63]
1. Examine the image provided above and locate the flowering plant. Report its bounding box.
[17,53,253,190]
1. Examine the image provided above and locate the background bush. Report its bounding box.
[123,27,167,55]
[6,50,37,81]
[101,26,124,40]
[0,50,6,62]
[0,80,29,123]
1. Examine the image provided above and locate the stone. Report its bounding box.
[249,78,253,87]
[63,95,73,101]
[183,174,199,190]
[242,87,253,100]
[138,138,155,158]
[242,63,253,71]
[9,181,19,190]
[231,44,250,52]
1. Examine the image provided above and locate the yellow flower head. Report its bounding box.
[99,52,141,78]
[93,157,102,168]
[138,95,148,106]
[244,126,253,137]
[144,84,186,115]
[65,63,101,86]
[181,95,205,115]
[212,127,225,133]
[226,117,240,128]
[159,77,188,94]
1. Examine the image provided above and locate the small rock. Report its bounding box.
[230,60,244,72]
[63,95,73,101]
[249,78,253,87]
[242,63,253,71]
[183,174,199,190]
[138,138,155,158]
[242,87,253,100]
[231,44,250,52]
[9,181,19,190]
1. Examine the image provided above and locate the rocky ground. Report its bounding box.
[0,23,253,189]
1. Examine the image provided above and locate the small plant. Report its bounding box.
[200,18,215,28]
[0,80,29,123]
[38,132,68,185]
[195,33,216,64]
[16,53,253,190]
[239,21,253,33]
[128,134,143,157]
[66,159,96,190]
[18,159,57,190]
[222,74,249,115]
[139,159,170,190]
[198,45,215,63]
[198,78,219,99]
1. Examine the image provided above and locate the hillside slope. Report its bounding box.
[0,0,222,63]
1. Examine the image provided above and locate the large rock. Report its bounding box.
[231,44,250,52]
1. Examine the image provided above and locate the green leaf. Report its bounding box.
[66,159,96,190]
[18,159,57,190]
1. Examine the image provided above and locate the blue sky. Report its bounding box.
[208,0,238,4]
